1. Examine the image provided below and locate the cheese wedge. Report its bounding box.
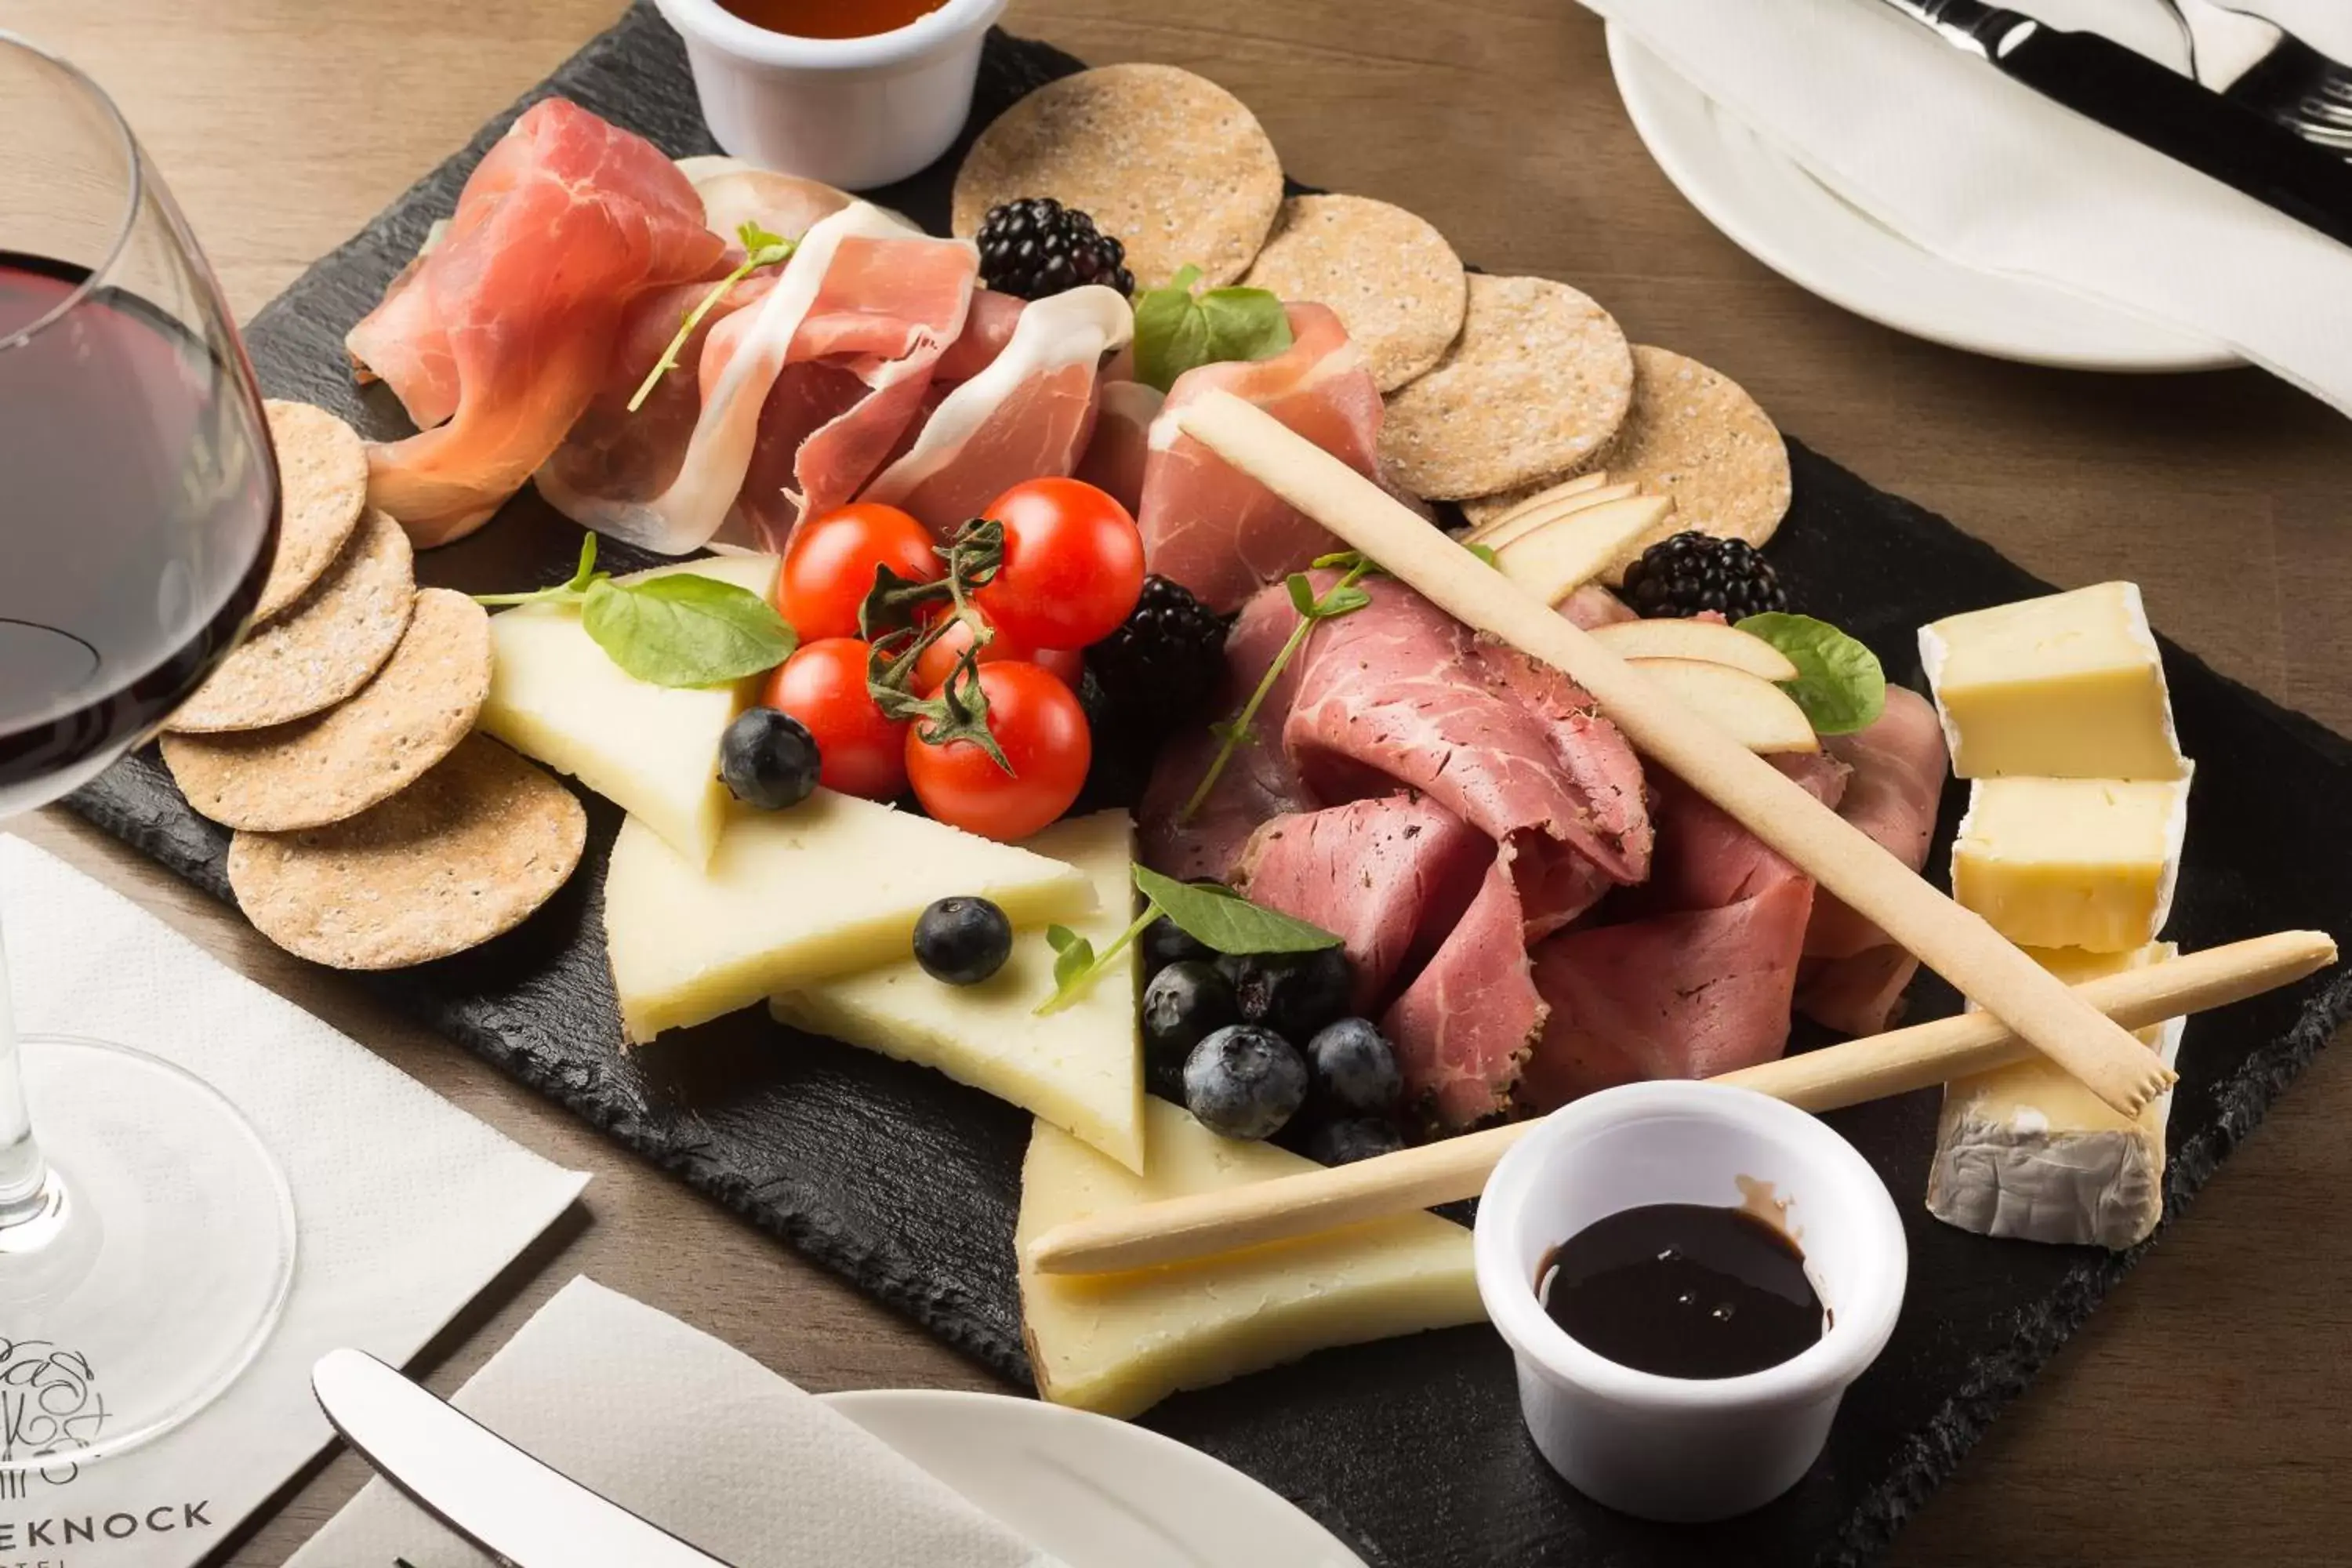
[1016,1100,1484,1419]
[605,793,1097,1044]
[771,810,1145,1172]
[1928,943,2183,1248]
[1950,773,2190,952]
[479,553,782,869]
[1918,582,2187,781]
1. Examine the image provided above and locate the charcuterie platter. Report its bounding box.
[64,7,2352,1563]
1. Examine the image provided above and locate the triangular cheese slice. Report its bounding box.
[606,793,1097,1044]
[1017,1099,1483,1418]
[772,811,1145,1171]
[479,552,781,869]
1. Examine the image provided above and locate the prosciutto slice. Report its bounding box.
[1073,381,1164,517]
[1138,303,1384,612]
[675,156,855,246]
[350,99,728,546]
[1234,794,1492,1014]
[860,285,1132,537]
[1384,858,1551,1130]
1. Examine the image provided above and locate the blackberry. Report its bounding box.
[1086,575,1228,735]
[1621,531,1789,621]
[975,198,1136,300]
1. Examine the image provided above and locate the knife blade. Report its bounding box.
[311,1348,735,1568]
[1882,0,2352,248]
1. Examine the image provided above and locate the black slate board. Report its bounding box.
[66,8,2352,1563]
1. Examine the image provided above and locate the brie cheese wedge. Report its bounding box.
[772,810,1146,1172]
[1950,772,2190,952]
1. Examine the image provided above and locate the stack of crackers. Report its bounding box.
[951,64,1791,576]
[160,401,584,971]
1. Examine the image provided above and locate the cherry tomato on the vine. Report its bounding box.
[906,661,1091,842]
[764,637,909,800]
[912,604,1084,695]
[971,477,1144,652]
[778,503,938,642]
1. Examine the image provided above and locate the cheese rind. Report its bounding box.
[1950,773,2190,952]
[1919,582,2186,782]
[604,793,1097,1044]
[1927,944,2182,1248]
[1017,1100,1484,1419]
[771,811,1145,1172]
[479,553,781,869]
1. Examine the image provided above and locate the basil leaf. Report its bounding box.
[581,573,798,688]
[1133,866,1341,955]
[1736,612,1886,735]
[1131,264,1295,392]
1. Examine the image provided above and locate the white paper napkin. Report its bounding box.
[1581,0,2352,413]
[0,833,588,1567]
[291,1276,1060,1568]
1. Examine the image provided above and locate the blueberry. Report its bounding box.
[1142,960,1238,1102]
[718,706,820,811]
[1217,947,1352,1039]
[1139,913,1211,975]
[1305,1018,1403,1120]
[911,897,1012,985]
[1181,1025,1308,1141]
[1305,1118,1406,1167]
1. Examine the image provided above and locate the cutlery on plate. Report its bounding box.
[1880,0,2352,245]
[311,1348,736,1568]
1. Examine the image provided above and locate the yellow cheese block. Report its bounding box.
[771,810,1145,1172]
[604,793,1097,1044]
[1928,943,2183,1248]
[1918,582,2187,781]
[479,552,781,869]
[1017,1100,1484,1419]
[1950,774,2190,952]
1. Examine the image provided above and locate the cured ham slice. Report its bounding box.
[1138,303,1384,612]
[1384,858,1550,1130]
[1234,795,1491,1014]
[1559,583,1636,631]
[675,156,854,246]
[1073,381,1164,517]
[861,285,1133,537]
[564,203,976,554]
[931,289,1027,383]
[350,100,728,546]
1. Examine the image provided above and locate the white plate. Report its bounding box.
[1602,23,2239,372]
[824,1388,1367,1567]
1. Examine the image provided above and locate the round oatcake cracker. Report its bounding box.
[161,589,492,832]
[227,734,586,971]
[165,506,415,734]
[1593,345,1791,566]
[952,64,1283,289]
[1377,274,1634,501]
[1240,194,1467,392]
[255,401,369,624]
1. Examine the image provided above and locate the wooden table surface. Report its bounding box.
[9,1,2350,1563]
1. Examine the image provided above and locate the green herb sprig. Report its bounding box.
[1735,612,1886,735]
[1039,866,1341,1014]
[474,535,797,688]
[1131,264,1294,393]
[626,220,797,412]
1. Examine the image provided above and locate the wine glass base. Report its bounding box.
[0,1035,296,1472]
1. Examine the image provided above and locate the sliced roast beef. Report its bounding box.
[1559,583,1637,630]
[1803,686,1948,959]
[1795,946,1922,1038]
[1383,856,1550,1130]
[1635,752,1846,915]
[1233,794,1491,1013]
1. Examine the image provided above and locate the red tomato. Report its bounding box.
[912,605,1085,694]
[971,477,1144,651]
[778,503,938,642]
[764,637,909,800]
[906,662,1091,842]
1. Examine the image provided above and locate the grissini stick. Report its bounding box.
[1174,389,2170,1119]
[1026,930,2333,1276]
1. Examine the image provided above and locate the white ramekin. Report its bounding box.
[1474,1081,1907,1523]
[652,0,1010,190]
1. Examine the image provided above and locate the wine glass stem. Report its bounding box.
[0,886,56,1227]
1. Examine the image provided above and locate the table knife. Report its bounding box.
[311,1348,736,1568]
[1881,0,2352,248]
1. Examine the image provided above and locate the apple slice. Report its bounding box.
[1463,471,1610,541]
[1631,657,1819,753]
[1492,495,1675,606]
[1465,479,1641,551]
[1588,618,1799,682]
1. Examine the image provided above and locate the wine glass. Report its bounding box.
[0,31,297,1468]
